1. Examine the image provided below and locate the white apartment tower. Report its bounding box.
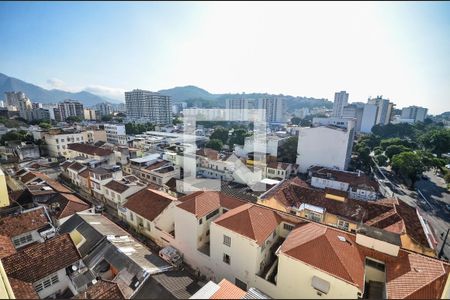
[401,106,428,123]
[367,96,394,125]
[58,100,84,121]
[125,89,172,125]
[332,91,349,117]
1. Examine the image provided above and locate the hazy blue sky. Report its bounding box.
[1,1,449,114]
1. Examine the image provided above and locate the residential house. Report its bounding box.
[124,156,180,187]
[0,234,84,299]
[257,178,437,256]
[308,166,379,201]
[46,193,92,225]
[103,175,145,209]
[59,213,175,298]
[120,188,179,247]
[66,143,115,166]
[175,201,450,299]
[173,191,245,279]
[89,166,122,200]
[265,162,298,180]
[0,206,55,249]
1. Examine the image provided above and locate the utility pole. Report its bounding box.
[438,228,450,259]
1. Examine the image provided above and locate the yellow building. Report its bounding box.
[0,169,10,207]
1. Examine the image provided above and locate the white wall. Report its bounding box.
[296,127,353,173]
[361,104,378,133]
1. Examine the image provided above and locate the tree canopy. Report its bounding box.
[205,139,223,151]
[277,136,298,163]
[125,122,155,135]
[210,128,229,145]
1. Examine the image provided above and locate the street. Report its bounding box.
[375,166,450,261]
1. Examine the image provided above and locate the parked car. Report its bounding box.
[159,246,182,268]
[94,204,105,213]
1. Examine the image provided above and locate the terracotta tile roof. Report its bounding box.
[210,279,246,299]
[68,162,86,172]
[196,148,219,160]
[308,166,379,191]
[74,280,125,299]
[7,277,39,299]
[60,160,73,170]
[26,184,57,196]
[385,251,447,299]
[15,168,28,176]
[2,233,81,283]
[0,235,16,259]
[49,193,91,220]
[105,180,129,194]
[79,169,91,179]
[145,160,169,171]
[214,203,282,246]
[20,171,37,184]
[34,172,72,193]
[177,191,245,218]
[281,222,365,289]
[0,207,50,237]
[123,175,140,182]
[124,188,176,221]
[68,143,113,157]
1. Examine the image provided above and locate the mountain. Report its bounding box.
[0,73,118,107]
[158,85,217,102]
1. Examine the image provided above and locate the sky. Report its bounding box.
[0,1,449,114]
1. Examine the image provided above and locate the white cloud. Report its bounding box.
[46,77,125,100]
[46,78,67,89]
[84,85,126,100]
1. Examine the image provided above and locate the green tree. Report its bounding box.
[173,116,183,125]
[210,128,229,145]
[277,136,298,163]
[290,117,302,125]
[391,152,425,187]
[39,122,52,130]
[66,116,82,123]
[206,139,223,151]
[380,138,413,150]
[419,128,450,157]
[0,130,33,145]
[125,122,155,135]
[375,154,388,166]
[385,145,411,160]
[373,147,383,156]
[101,115,113,122]
[229,129,251,148]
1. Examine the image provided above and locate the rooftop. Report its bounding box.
[177,191,245,219]
[124,188,177,221]
[68,143,113,157]
[48,193,91,220]
[308,166,379,190]
[0,207,50,238]
[214,203,282,246]
[74,280,125,299]
[1,233,81,284]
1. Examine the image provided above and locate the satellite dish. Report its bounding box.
[72,265,78,271]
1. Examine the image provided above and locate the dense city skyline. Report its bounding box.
[1,1,450,114]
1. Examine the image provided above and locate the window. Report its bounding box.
[337,220,350,231]
[34,274,59,293]
[199,218,203,225]
[235,278,247,291]
[55,138,59,143]
[223,253,231,265]
[129,213,134,221]
[283,223,294,231]
[272,231,276,238]
[366,258,385,272]
[206,209,220,220]
[223,235,231,247]
[13,233,33,247]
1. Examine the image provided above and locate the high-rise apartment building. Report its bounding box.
[58,100,84,121]
[125,89,172,125]
[342,104,364,133]
[401,106,428,123]
[17,94,33,121]
[96,102,113,116]
[225,98,284,122]
[367,96,394,125]
[332,91,349,117]
[5,91,28,108]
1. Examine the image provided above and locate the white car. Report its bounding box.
[159,246,182,267]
